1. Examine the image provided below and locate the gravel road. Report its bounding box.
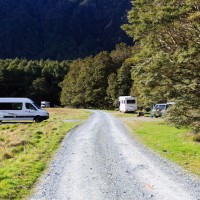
[30,110,200,200]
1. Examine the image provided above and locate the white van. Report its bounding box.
[119,96,137,113]
[0,98,49,122]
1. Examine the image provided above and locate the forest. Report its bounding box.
[0,0,200,132]
[123,0,200,132]
[0,59,69,105]
[0,43,132,108]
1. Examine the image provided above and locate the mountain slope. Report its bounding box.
[0,0,131,60]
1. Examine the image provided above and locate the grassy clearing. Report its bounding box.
[111,111,200,177]
[0,108,90,200]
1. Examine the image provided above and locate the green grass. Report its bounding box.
[106,110,138,118]
[109,110,200,177]
[126,120,200,176]
[0,108,90,200]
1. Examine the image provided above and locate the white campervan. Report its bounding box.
[0,98,49,122]
[119,96,137,113]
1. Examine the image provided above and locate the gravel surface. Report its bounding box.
[30,110,200,200]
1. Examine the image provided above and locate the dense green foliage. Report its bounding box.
[60,44,133,108]
[0,44,133,108]
[0,0,131,60]
[0,58,69,105]
[123,0,200,131]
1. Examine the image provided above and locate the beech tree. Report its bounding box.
[60,44,133,109]
[123,0,200,131]
[60,52,115,108]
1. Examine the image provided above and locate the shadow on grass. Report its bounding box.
[0,121,33,124]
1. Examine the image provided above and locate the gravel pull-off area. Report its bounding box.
[30,110,200,200]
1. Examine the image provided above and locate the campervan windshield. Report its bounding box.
[33,102,40,109]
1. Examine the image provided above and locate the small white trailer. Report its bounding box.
[0,98,49,122]
[119,96,137,113]
[41,101,50,108]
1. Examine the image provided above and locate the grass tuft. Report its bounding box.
[2,152,13,160]
[9,140,27,147]
[35,131,43,135]
[193,134,200,142]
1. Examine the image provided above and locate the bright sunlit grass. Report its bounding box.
[126,120,200,176]
[0,108,90,200]
[110,110,200,177]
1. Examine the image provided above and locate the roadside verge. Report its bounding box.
[0,108,90,200]
[111,111,200,177]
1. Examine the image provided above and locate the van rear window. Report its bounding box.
[155,104,166,110]
[127,100,136,104]
[0,103,23,110]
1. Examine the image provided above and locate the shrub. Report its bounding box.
[164,101,200,133]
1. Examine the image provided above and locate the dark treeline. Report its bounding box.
[0,43,133,108]
[0,59,69,105]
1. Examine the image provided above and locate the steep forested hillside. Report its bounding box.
[0,0,131,60]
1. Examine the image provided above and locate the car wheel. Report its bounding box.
[34,116,42,123]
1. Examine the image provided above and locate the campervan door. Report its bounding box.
[119,96,137,113]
